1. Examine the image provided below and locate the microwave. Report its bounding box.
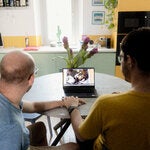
[117,11,150,34]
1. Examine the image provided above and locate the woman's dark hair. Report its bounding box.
[121,27,150,73]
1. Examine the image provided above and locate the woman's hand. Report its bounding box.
[62,96,86,109]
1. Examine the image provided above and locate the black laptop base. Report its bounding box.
[64,89,98,98]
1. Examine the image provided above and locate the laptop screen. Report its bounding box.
[62,68,95,87]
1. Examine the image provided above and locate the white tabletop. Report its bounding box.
[23,73,131,118]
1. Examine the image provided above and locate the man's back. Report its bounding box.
[0,94,29,150]
[79,90,150,150]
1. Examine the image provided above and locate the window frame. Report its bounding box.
[39,0,80,46]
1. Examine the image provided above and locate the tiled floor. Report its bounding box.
[25,115,76,146]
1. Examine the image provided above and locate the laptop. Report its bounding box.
[62,67,98,98]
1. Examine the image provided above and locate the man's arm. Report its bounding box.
[22,100,64,113]
[22,96,85,113]
[70,108,85,141]
[62,96,86,141]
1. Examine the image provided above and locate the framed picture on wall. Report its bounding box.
[92,11,105,25]
[92,0,104,6]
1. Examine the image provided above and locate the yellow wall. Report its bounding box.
[111,31,117,49]
[2,36,42,48]
[118,0,150,11]
[115,66,124,79]
[115,0,150,78]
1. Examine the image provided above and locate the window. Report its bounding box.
[45,0,79,46]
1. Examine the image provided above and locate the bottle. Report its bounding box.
[20,0,26,6]
[25,36,29,47]
[5,0,9,6]
[16,0,20,6]
[26,0,29,6]
[3,0,6,6]
[0,0,3,7]
[9,0,13,7]
[13,0,16,6]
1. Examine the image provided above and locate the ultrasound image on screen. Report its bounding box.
[63,68,94,86]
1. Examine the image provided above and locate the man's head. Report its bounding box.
[0,50,35,85]
[120,27,150,81]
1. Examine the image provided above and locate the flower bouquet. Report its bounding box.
[61,36,98,68]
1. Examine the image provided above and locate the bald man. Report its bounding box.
[0,50,84,150]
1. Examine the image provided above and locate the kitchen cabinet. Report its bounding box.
[0,47,116,76]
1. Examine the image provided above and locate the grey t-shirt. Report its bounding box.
[0,94,30,150]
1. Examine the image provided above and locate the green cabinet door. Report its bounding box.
[0,50,116,76]
[84,52,116,75]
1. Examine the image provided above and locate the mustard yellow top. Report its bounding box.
[79,90,150,150]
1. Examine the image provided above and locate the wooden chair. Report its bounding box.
[23,113,53,145]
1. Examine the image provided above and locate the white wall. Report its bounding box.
[82,0,111,35]
[0,0,111,39]
[0,0,40,36]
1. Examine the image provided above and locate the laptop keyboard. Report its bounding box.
[64,91,98,98]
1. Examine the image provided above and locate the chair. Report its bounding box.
[23,113,53,145]
[23,113,42,124]
[51,119,71,146]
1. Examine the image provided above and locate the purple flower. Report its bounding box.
[63,36,68,43]
[82,37,90,50]
[86,48,98,58]
[90,47,98,55]
[63,36,69,49]
[83,37,90,45]
[62,36,98,68]
[70,48,73,55]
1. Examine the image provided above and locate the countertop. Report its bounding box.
[0,46,116,54]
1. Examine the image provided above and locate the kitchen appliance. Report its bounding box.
[106,38,111,48]
[116,11,150,65]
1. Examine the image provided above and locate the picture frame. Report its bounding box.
[92,11,105,25]
[92,0,104,6]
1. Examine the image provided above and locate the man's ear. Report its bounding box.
[126,55,135,68]
[28,74,34,86]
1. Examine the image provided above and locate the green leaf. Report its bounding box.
[108,23,115,29]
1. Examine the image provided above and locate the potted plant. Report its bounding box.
[104,0,118,30]
[61,36,98,68]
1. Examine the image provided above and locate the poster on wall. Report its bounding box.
[92,0,104,6]
[92,11,105,25]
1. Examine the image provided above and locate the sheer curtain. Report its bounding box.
[46,0,73,44]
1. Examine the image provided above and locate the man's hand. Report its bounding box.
[62,96,86,109]
[112,91,120,94]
